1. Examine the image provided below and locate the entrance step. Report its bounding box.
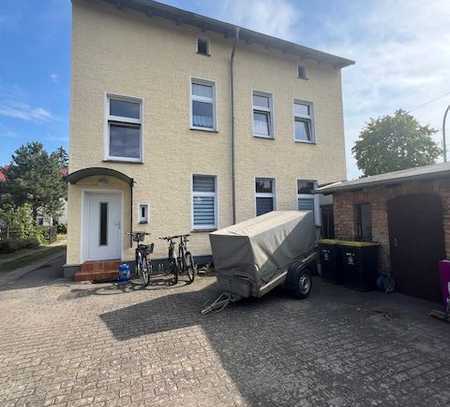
[75,260,121,282]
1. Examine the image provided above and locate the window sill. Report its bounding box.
[253,135,275,140]
[190,127,219,134]
[191,228,217,233]
[294,140,316,145]
[103,159,144,164]
[196,52,211,57]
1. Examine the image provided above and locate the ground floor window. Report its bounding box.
[297,179,321,226]
[255,178,275,216]
[192,175,217,230]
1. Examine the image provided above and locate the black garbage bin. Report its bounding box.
[318,239,344,284]
[338,241,379,291]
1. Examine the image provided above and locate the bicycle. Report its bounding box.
[159,235,179,285]
[128,232,154,286]
[159,234,196,285]
[177,234,196,284]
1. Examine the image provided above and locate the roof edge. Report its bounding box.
[318,164,450,194]
[96,0,355,68]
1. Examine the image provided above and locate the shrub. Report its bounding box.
[56,224,67,234]
[24,237,41,249]
[0,238,42,254]
[0,204,44,243]
[38,226,57,243]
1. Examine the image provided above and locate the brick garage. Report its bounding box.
[319,162,450,302]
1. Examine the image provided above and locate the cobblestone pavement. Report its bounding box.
[1,259,450,407]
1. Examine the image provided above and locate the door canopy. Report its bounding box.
[66,167,134,186]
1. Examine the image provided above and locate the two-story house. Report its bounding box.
[65,0,354,280]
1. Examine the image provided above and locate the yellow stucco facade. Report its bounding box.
[67,0,348,265]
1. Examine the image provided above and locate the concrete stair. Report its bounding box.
[74,260,121,282]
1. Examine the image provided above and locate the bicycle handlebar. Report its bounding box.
[159,234,190,241]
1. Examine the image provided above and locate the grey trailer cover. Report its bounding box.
[209,211,316,297]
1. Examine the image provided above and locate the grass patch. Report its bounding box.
[0,245,66,273]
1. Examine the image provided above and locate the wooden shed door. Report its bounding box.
[387,194,444,302]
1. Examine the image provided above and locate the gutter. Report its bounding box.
[230,27,239,224]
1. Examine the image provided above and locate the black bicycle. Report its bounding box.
[128,232,154,286]
[159,234,196,284]
[177,234,196,284]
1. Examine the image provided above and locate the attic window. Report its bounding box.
[297,64,308,80]
[197,38,209,56]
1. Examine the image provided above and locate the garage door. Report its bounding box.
[387,193,444,302]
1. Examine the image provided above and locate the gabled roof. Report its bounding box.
[97,0,354,68]
[318,162,450,194]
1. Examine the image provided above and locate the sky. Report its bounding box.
[1,0,450,179]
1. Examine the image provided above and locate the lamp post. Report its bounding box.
[444,105,450,162]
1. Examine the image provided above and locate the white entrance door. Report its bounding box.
[83,192,122,261]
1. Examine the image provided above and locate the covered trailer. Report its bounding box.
[204,211,317,313]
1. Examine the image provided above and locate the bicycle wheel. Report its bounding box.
[168,258,178,285]
[140,256,151,287]
[184,252,195,284]
[133,252,142,280]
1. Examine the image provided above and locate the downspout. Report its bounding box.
[230,27,240,224]
[130,180,134,248]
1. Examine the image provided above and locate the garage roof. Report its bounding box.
[97,0,354,68]
[318,162,450,194]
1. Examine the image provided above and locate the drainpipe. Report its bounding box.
[130,180,134,248]
[230,27,240,224]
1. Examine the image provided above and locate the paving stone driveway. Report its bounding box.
[1,258,450,407]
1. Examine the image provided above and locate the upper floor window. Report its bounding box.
[107,95,142,161]
[197,38,210,56]
[253,92,274,139]
[192,175,217,230]
[354,203,372,241]
[297,64,308,80]
[191,79,216,131]
[256,178,275,216]
[294,101,314,143]
[297,179,320,225]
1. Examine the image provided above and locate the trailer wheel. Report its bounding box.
[289,268,312,299]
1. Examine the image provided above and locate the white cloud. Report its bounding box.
[43,134,68,142]
[0,101,54,122]
[214,0,450,180]
[319,0,450,178]
[217,0,301,40]
[50,73,59,83]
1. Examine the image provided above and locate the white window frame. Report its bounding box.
[138,203,149,224]
[297,179,321,226]
[105,94,143,162]
[190,78,217,132]
[255,177,276,216]
[252,91,274,139]
[196,37,210,56]
[191,175,218,231]
[293,100,315,144]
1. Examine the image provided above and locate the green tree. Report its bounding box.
[352,110,441,176]
[3,142,67,219]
